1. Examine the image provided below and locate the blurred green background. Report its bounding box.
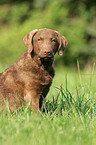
[0,0,96,70]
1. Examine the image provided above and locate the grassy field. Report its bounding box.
[0,66,96,145]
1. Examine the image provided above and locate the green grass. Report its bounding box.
[0,66,96,145]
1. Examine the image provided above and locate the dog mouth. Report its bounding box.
[38,54,54,60]
[38,55,54,63]
[44,55,53,58]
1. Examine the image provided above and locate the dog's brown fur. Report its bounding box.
[0,28,68,112]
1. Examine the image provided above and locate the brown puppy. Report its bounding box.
[0,28,68,112]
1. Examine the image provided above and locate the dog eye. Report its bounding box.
[37,38,41,41]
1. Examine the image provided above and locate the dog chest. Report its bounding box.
[32,69,53,86]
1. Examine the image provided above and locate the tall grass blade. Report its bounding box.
[77,59,82,87]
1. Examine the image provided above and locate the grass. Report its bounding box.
[0,66,96,145]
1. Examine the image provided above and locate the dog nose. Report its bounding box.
[43,50,52,55]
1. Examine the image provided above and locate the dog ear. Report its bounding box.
[23,29,38,54]
[55,31,68,56]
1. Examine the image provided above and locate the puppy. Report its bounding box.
[0,28,68,112]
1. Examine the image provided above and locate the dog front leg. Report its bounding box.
[24,92,40,111]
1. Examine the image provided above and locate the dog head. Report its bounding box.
[23,28,68,60]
